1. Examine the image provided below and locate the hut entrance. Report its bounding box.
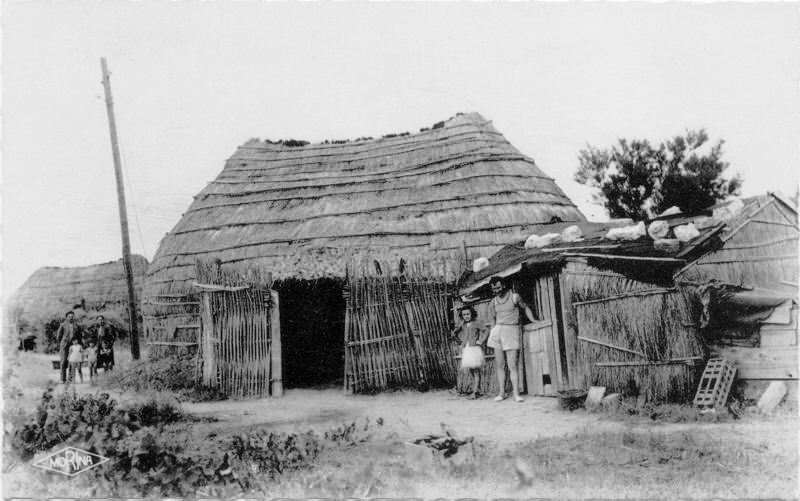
[277,279,346,389]
[343,260,457,394]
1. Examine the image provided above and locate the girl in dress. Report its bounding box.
[452,306,487,399]
[67,338,84,383]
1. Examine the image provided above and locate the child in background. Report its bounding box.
[99,341,113,372]
[85,341,98,380]
[452,306,487,399]
[67,338,84,383]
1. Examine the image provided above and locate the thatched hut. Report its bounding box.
[144,112,585,392]
[7,255,148,343]
[457,193,799,403]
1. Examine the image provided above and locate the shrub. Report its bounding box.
[120,392,184,427]
[97,353,225,402]
[9,387,118,459]
[7,389,367,497]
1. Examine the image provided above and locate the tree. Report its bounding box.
[574,130,742,220]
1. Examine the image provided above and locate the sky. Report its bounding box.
[3,2,799,299]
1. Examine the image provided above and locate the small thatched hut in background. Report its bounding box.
[457,193,799,403]
[144,112,585,393]
[6,255,149,346]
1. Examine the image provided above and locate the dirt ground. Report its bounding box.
[9,351,799,454]
[5,350,799,498]
[182,387,799,457]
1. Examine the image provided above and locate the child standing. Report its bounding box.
[452,306,488,399]
[85,341,98,380]
[67,338,84,383]
[99,342,113,372]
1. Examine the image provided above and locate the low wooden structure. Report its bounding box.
[458,194,799,403]
[676,194,798,401]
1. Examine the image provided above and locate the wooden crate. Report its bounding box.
[694,358,737,410]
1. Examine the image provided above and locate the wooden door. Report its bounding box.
[523,273,565,395]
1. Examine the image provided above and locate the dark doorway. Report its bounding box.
[276,278,346,388]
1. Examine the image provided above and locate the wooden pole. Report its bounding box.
[270,290,283,397]
[101,57,140,360]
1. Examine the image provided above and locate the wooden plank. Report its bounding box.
[532,352,545,395]
[560,253,685,263]
[572,288,673,307]
[548,274,566,390]
[697,254,798,265]
[760,330,797,347]
[710,345,798,366]
[577,336,647,358]
[146,341,198,347]
[731,365,796,380]
[270,290,283,397]
[559,269,579,388]
[522,325,537,396]
[193,282,250,292]
[710,345,798,379]
[542,275,560,390]
[200,292,217,388]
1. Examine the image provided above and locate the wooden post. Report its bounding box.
[558,269,578,388]
[270,290,283,397]
[101,57,140,360]
[200,292,217,387]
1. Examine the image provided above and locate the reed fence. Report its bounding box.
[343,256,461,393]
[142,293,201,366]
[195,259,278,398]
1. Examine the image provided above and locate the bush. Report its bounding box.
[97,353,225,402]
[120,392,184,427]
[7,388,365,497]
[9,387,118,460]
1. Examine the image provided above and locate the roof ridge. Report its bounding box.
[237,112,489,152]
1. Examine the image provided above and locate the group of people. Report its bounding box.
[451,276,535,402]
[56,311,116,384]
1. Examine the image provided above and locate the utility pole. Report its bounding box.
[101,57,141,360]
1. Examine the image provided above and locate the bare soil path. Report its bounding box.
[183,387,798,459]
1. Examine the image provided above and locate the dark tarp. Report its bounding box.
[699,282,797,328]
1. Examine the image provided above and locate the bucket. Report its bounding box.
[51,360,61,370]
[556,389,587,411]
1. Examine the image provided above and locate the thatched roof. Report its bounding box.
[8,255,149,319]
[145,112,585,296]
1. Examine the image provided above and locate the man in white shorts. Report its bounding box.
[487,276,536,402]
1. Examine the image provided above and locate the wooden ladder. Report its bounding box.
[693,358,736,410]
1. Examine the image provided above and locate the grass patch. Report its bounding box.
[594,396,797,424]
[94,353,226,402]
[252,425,796,498]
